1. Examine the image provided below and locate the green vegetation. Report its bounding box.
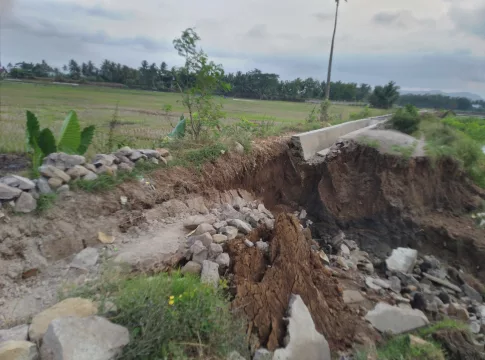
[397,93,482,111]
[376,334,444,360]
[417,318,468,338]
[35,193,57,214]
[442,116,485,144]
[390,105,421,134]
[25,110,95,174]
[420,114,485,187]
[357,136,380,149]
[369,81,400,109]
[61,269,248,360]
[390,143,416,160]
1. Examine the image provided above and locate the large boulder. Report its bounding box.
[273,295,331,360]
[40,316,129,360]
[29,298,98,341]
[0,341,38,360]
[0,183,22,200]
[365,302,429,334]
[386,248,418,273]
[43,153,85,170]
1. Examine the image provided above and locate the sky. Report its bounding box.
[1,0,485,97]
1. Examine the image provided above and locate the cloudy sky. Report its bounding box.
[1,0,484,97]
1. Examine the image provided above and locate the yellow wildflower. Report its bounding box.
[169,295,175,300]
[168,299,174,305]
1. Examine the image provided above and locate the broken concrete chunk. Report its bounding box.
[194,223,216,236]
[273,295,331,360]
[219,226,238,240]
[422,273,462,293]
[386,248,418,274]
[190,240,208,265]
[343,290,365,304]
[212,234,228,244]
[187,232,213,248]
[209,243,223,260]
[215,253,230,268]
[365,302,429,334]
[70,247,99,271]
[183,215,212,230]
[40,316,129,360]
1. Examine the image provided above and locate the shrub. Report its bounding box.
[62,270,248,359]
[390,105,421,134]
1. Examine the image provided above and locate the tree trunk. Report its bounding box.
[325,1,340,100]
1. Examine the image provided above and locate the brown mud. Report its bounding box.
[228,213,374,352]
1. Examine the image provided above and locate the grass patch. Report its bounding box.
[420,115,485,187]
[357,136,380,149]
[417,319,468,338]
[376,334,444,360]
[391,142,417,160]
[60,268,248,360]
[35,193,57,214]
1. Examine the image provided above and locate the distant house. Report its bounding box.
[472,104,481,109]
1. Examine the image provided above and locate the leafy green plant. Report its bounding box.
[390,104,421,134]
[35,193,57,214]
[26,110,95,171]
[349,105,371,120]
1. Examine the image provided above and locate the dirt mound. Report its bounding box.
[228,213,369,352]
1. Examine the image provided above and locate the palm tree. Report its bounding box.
[324,0,347,100]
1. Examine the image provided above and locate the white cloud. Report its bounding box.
[1,0,484,96]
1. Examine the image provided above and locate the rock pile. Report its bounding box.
[0,297,129,360]
[0,147,171,214]
[181,199,275,284]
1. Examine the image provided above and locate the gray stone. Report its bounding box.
[470,321,481,334]
[212,221,227,231]
[389,276,402,293]
[340,243,351,257]
[422,273,462,293]
[0,341,38,360]
[85,164,97,172]
[183,215,215,230]
[245,212,261,228]
[118,163,133,172]
[219,226,238,240]
[365,302,429,334]
[1,175,35,190]
[462,284,483,303]
[70,247,99,271]
[372,278,391,289]
[115,146,133,157]
[48,177,63,189]
[40,316,129,360]
[343,290,365,304]
[228,219,252,234]
[273,295,331,360]
[0,183,22,200]
[366,277,383,291]
[44,153,86,169]
[150,158,159,165]
[386,248,418,274]
[140,149,161,159]
[215,253,230,268]
[82,172,98,181]
[93,154,117,167]
[187,233,213,248]
[66,165,89,179]
[254,348,273,360]
[190,240,209,264]
[0,324,29,342]
[201,260,220,288]
[14,192,37,213]
[232,196,246,210]
[209,243,223,260]
[39,165,71,182]
[256,240,269,252]
[233,142,245,155]
[423,255,441,269]
[257,203,274,219]
[244,239,254,248]
[130,151,143,161]
[194,223,216,236]
[57,184,70,194]
[212,234,228,244]
[227,351,246,360]
[181,261,202,275]
[37,178,52,194]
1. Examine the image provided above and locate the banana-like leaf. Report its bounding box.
[38,128,57,156]
[78,125,95,155]
[58,110,81,154]
[26,110,40,151]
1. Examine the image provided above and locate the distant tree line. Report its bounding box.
[3,59,483,111]
[397,94,483,111]
[3,59,372,102]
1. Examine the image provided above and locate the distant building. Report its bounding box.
[472,104,481,109]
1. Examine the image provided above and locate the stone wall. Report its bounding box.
[0,147,171,214]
